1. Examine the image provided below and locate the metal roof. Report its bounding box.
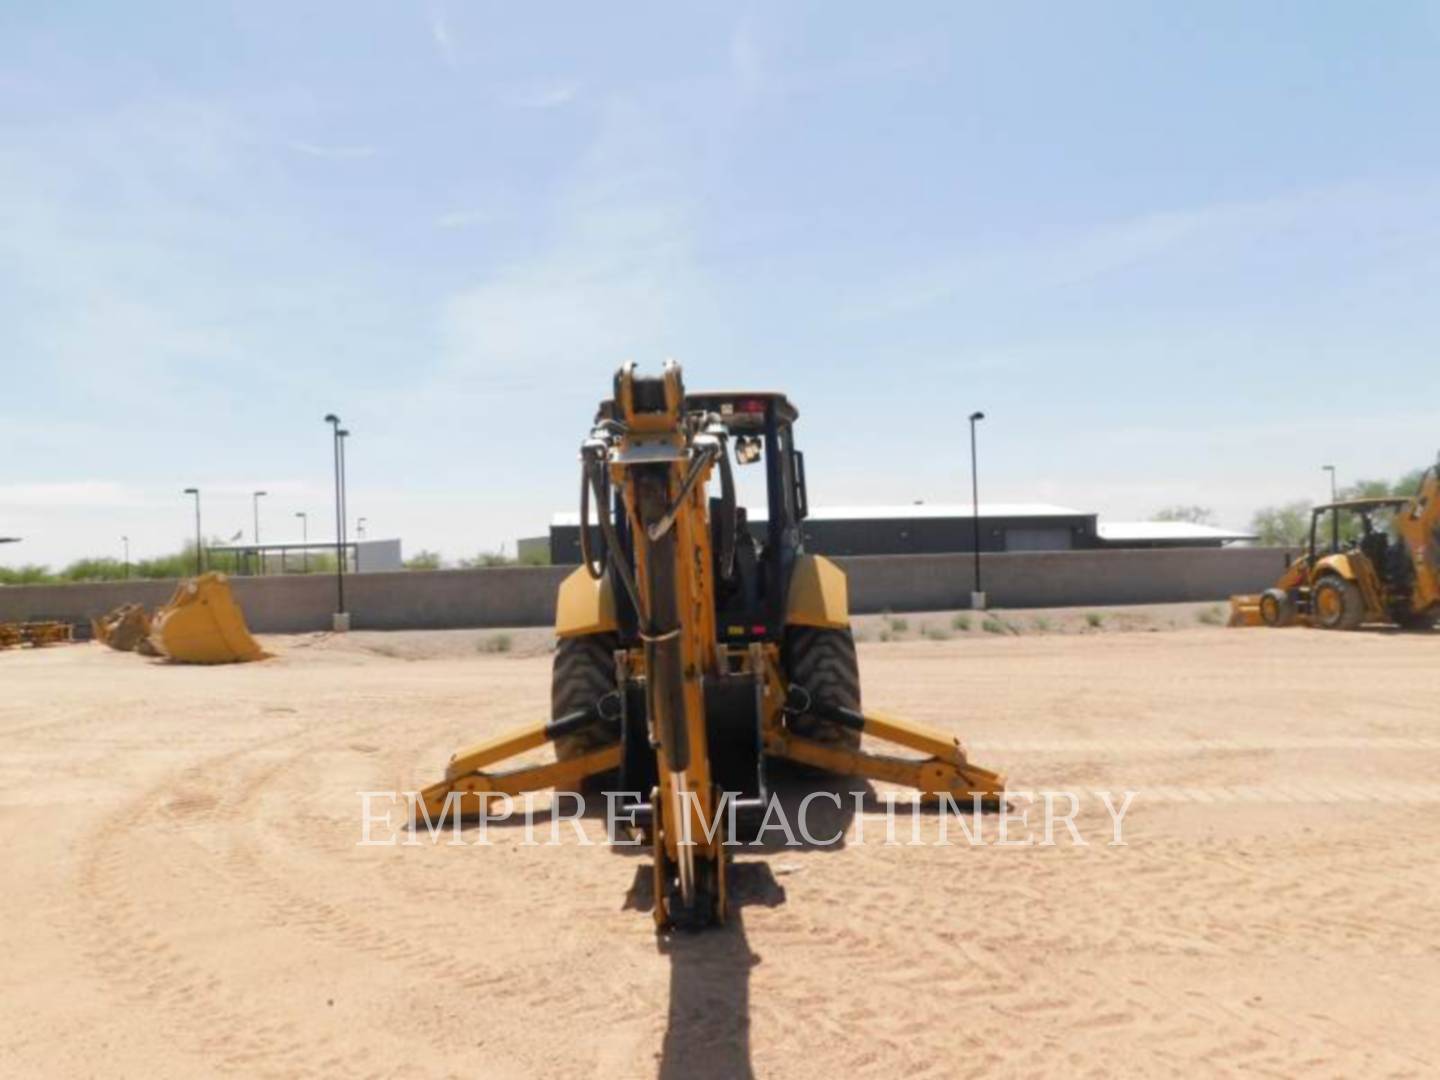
[1096,521,1257,542]
[801,503,1085,521]
[1314,497,1408,512]
[553,503,1087,527]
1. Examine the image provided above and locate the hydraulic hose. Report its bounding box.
[714,434,737,582]
[580,446,645,625]
[642,421,737,582]
[578,444,606,581]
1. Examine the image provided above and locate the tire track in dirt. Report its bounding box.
[717,817,1439,1076]
[149,696,635,1053]
[73,725,391,1078]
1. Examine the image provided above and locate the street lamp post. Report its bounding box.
[1322,464,1337,502]
[253,490,268,575]
[338,428,350,573]
[295,512,308,571]
[324,414,349,630]
[968,412,986,610]
[357,517,367,540]
[183,488,202,575]
[122,535,130,579]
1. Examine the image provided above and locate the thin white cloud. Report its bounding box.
[435,208,494,230]
[0,482,146,509]
[287,141,377,160]
[856,178,1440,321]
[730,14,764,99]
[504,80,580,110]
[432,99,704,384]
[428,4,457,68]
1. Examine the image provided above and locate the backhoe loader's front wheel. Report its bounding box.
[1312,576,1364,631]
[552,632,619,761]
[1259,588,1296,628]
[783,626,862,751]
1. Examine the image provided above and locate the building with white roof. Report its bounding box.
[542,502,1255,564]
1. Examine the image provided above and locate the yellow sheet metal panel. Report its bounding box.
[1228,595,1263,627]
[554,566,618,638]
[149,573,267,664]
[784,554,850,629]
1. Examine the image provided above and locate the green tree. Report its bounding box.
[60,557,128,582]
[0,563,54,585]
[134,551,192,579]
[1151,505,1215,525]
[1391,468,1427,496]
[1338,478,1391,500]
[517,547,551,567]
[1250,501,1311,547]
[405,549,442,571]
[459,550,515,568]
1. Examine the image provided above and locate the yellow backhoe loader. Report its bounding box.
[419,361,1004,930]
[1230,465,1440,630]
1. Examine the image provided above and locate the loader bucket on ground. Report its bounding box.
[149,573,268,664]
[1228,594,1263,627]
[94,603,152,652]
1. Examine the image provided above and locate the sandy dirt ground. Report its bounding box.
[3,619,1439,1078]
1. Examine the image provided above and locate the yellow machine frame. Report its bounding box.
[420,361,1003,930]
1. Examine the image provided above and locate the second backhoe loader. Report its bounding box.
[1230,463,1440,630]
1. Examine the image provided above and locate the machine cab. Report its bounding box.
[684,392,809,643]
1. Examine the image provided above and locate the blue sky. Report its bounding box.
[4,2,1440,566]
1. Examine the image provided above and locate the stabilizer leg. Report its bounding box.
[417,706,621,819]
[770,693,1006,807]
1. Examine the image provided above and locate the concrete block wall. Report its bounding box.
[838,546,1295,613]
[0,548,1292,635]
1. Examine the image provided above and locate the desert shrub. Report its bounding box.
[460,551,514,568]
[478,632,514,653]
[1196,605,1225,626]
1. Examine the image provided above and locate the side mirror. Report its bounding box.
[734,435,762,465]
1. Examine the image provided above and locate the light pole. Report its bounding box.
[1322,464,1337,502]
[338,427,350,574]
[295,511,308,571]
[183,488,202,575]
[968,412,985,609]
[357,517,367,539]
[324,414,349,629]
[122,535,130,579]
[253,490,268,575]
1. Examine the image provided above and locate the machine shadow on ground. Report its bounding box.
[619,771,866,1080]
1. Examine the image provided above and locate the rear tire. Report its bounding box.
[1312,576,1365,631]
[782,626,862,751]
[551,633,619,760]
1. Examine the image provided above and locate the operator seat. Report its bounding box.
[712,501,762,621]
[1361,529,1390,581]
